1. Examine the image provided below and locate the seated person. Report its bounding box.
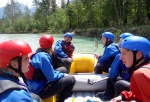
[94,32,120,74]
[96,33,134,101]
[53,32,75,73]
[110,36,150,102]
[24,34,76,102]
[0,40,41,102]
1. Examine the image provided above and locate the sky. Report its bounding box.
[0,0,63,8]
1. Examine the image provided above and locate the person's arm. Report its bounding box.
[68,43,75,58]
[54,41,68,58]
[109,54,122,78]
[31,52,64,81]
[98,44,119,63]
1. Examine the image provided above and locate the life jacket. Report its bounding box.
[61,41,74,58]
[0,79,42,102]
[24,52,46,80]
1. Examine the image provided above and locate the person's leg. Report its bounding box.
[56,75,75,102]
[29,92,42,102]
[94,63,109,74]
[115,80,130,97]
[109,78,117,86]
[61,58,72,73]
[55,66,67,73]
[51,53,63,69]
[37,75,76,102]
[96,78,115,101]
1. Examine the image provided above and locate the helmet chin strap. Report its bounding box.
[130,51,149,73]
[9,57,28,85]
[104,38,112,48]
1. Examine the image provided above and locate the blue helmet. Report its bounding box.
[119,33,134,39]
[102,32,114,42]
[64,32,73,39]
[120,36,150,58]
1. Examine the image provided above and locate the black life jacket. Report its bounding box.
[24,52,46,80]
[0,79,42,102]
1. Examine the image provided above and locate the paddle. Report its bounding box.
[94,38,98,67]
[87,77,108,85]
[94,38,98,53]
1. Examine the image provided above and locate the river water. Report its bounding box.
[0,34,104,55]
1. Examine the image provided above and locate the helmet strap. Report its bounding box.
[130,51,149,74]
[8,57,28,85]
[104,38,112,48]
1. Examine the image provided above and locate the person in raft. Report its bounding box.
[24,34,76,102]
[52,32,75,73]
[96,33,134,101]
[0,40,42,102]
[110,36,150,102]
[94,32,120,74]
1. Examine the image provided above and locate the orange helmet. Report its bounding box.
[0,40,32,68]
[39,34,54,48]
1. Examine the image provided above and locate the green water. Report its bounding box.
[0,34,104,55]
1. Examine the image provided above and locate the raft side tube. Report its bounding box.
[72,74,107,91]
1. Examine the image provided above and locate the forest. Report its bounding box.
[0,0,150,38]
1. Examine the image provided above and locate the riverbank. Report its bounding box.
[71,25,150,39]
[1,25,150,40]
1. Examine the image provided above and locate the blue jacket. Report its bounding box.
[27,51,64,93]
[54,40,75,58]
[98,43,119,63]
[0,77,38,102]
[109,54,131,81]
[109,54,122,78]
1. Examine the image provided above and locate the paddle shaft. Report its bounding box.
[94,38,98,67]
[88,77,108,85]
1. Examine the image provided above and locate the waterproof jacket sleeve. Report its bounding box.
[108,54,122,78]
[98,43,119,63]
[31,52,64,82]
[54,40,68,58]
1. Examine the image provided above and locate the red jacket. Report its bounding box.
[121,63,150,102]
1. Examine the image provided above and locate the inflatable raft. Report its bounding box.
[42,54,107,102]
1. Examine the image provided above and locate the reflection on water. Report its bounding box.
[0,34,104,55]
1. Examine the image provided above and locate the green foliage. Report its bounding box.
[48,8,69,33]
[0,0,149,38]
[32,28,39,33]
[4,26,14,34]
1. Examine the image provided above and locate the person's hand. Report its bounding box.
[94,53,100,59]
[109,68,111,72]
[64,73,68,76]
[110,95,122,102]
[68,58,73,62]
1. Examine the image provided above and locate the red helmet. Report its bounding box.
[0,40,32,68]
[39,34,54,48]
